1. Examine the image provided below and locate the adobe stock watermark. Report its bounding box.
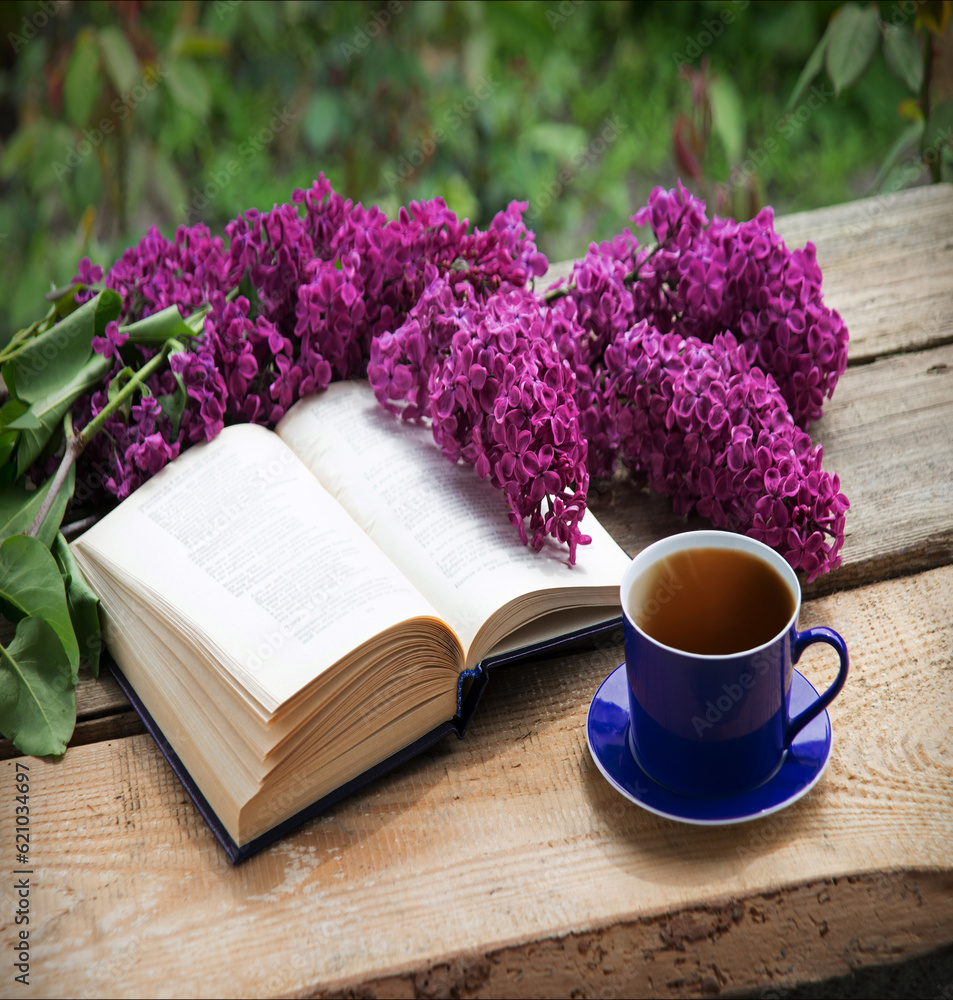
[734,813,785,861]
[691,647,773,738]
[179,105,298,222]
[51,64,169,181]
[722,0,926,197]
[338,1,402,62]
[7,0,68,54]
[382,75,501,190]
[546,0,585,31]
[526,116,627,220]
[672,0,750,67]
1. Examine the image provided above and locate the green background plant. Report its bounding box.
[3,0,950,341]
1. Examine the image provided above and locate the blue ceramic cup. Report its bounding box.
[621,530,848,798]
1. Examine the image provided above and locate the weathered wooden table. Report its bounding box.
[2,184,952,999]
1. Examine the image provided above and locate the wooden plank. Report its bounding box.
[804,342,953,595]
[5,564,951,999]
[540,184,953,365]
[306,874,953,999]
[0,710,144,762]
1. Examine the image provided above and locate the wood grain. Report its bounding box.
[805,343,953,594]
[5,564,951,999]
[295,873,953,999]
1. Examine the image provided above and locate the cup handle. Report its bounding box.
[785,626,849,746]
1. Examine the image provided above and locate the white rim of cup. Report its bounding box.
[620,529,801,659]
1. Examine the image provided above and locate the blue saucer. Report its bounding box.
[586,664,833,825]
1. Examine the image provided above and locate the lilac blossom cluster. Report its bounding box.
[369,278,589,562]
[544,183,850,579]
[604,324,847,581]
[64,176,848,577]
[70,176,546,503]
[627,182,849,428]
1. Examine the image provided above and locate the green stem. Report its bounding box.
[0,309,56,366]
[26,339,178,539]
[77,341,174,445]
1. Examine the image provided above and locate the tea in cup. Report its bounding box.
[621,530,848,798]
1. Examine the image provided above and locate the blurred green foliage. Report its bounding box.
[0,0,928,337]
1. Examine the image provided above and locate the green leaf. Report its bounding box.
[163,59,212,120]
[787,24,831,110]
[45,283,80,304]
[0,465,75,549]
[237,269,261,318]
[825,3,881,96]
[157,366,188,440]
[5,289,121,404]
[98,25,141,97]
[43,286,83,323]
[882,24,924,93]
[524,122,590,159]
[0,398,32,429]
[0,432,16,468]
[709,75,746,165]
[53,534,102,677]
[0,534,79,681]
[4,412,42,431]
[64,29,102,127]
[120,303,196,346]
[0,617,75,757]
[14,353,111,478]
[150,148,189,220]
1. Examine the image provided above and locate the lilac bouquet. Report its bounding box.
[60,177,847,580]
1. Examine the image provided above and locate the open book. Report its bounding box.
[72,381,631,860]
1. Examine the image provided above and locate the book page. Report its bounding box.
[276,382,632,660]
[72,424,449,713]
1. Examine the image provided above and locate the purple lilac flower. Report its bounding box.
[603,322,848,581]
[105,223,235,322]
[546,232,639,478]
[70,257,104,304]
[630,184,849,427]
[369,277,590,562]
[63,175,848,578]
[73,365,184,502]
[91,321,128,363]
